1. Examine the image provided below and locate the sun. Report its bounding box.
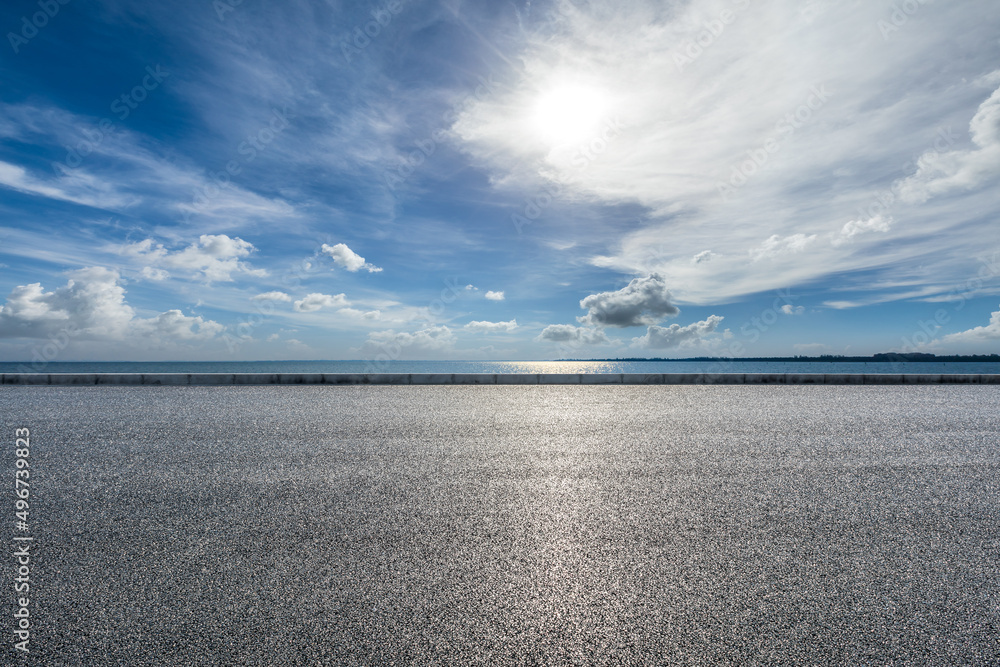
[530,84,610,146]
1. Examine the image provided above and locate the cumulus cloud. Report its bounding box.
[293,293,348,312]
[578,273,679,328]
[692,251,715,263]
[630,315,724,349]
[781,304,805,315]
[0,267,223,345]
[937,305,1000,345]
[897,81,1000,204]
[130,310,225,341]
[464,319,518,333]
[537,324,610,345]
[358,326,456,355]
[121,234,267,282]
[0,267,132,340]
[449,1,1000,307]
[251,291,292,302]
[320,243,382,273]
[484,290,505,301]
[140,266,169,281]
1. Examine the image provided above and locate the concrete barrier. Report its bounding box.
[2,373,1000,386]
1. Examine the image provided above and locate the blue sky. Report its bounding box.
[1,0,998,361]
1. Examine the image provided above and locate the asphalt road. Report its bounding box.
[2,385,999,665]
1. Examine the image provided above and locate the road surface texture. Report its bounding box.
[2,385,998,665]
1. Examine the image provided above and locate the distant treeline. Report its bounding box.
[561,353,1000,362]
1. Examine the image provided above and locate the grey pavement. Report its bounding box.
[2,385,999,665]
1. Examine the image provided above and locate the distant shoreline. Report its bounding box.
[3,372,1000,385]
[559,354,1000,363]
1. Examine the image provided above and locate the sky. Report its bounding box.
[1,0,999,362]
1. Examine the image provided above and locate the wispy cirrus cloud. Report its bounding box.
[0,159,137,210]
[1,0,998,359]
[455,0,1000,307]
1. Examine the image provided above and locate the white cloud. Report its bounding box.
[338,307,381,320]
[484,290,505,301]
[692,250,715,263]
[0,103,297,231]
[293,293,348,312]
[897,81,1000,204]
[0,267,223,345]
[320,243,382,273]
[537,324,610,345]
[121,234,267,282]
[781,304,805,315]
[267,333,280,342]
[358,326,456,355]
[285,338,311,351]
[630,315,723,349]
[453,1,1000,306]
[578,273,679,328]
[834,215,892,245]
[749,234,818,262]
[0,159,137,210]
[251,291,292,302]
[140,266,169,281]
[464,319,518,333]
[937,305,1000,345]
[131,310,225,341]
[0,267,132,340]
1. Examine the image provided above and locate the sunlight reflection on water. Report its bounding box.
[489,361,625,374]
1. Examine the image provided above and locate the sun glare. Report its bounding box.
[530,84,609,146]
